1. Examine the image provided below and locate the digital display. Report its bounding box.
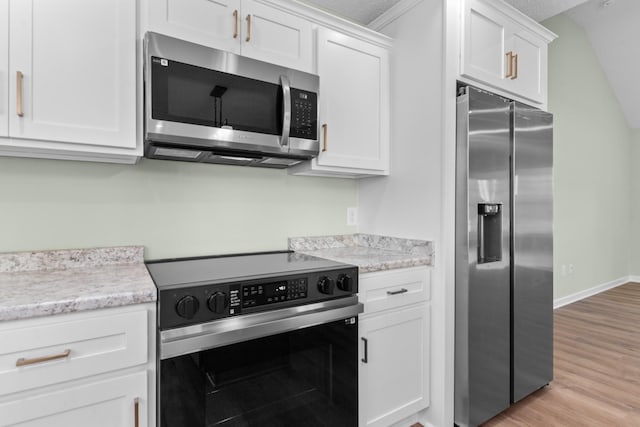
[299,93,308,100]
[242,278,308,308]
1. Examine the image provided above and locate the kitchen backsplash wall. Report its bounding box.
[0,157,357,259]
[544,14,632,300]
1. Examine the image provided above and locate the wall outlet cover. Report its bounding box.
[347,207,358,226]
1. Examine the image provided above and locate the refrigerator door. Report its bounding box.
[455,87,511,427]
[511,102,554,402]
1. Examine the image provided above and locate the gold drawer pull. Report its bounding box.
[134,397,140,427]
[246,14,251,42]
[233,10,238,39]
[16,71,24,117]
[16,349,71,367]
[322,123,328,152]
[511,53,518,80]
[505,51,513,78]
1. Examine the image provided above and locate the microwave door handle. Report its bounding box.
[280,75,291,148]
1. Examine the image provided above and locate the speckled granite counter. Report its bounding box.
[289,234,434,273]
[0,246,156,321]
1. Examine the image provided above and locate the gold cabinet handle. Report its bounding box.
[245,14,251,42]
[16,349,71,367]
[322,123,328,152]
[16,71,24,117]
[505,51,513,79]
[511,53,518,80]
[233,10,238,39]
[134,397,140,427]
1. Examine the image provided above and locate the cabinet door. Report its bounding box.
[460,0,508,89]
[240,0,313,72]
[316,27,389,173]
[147,0,241,54]
[359,304,430,427]
[9,0,136,148]
[0,0,7,137]
[0,371,147,427]
[509,28,545,104]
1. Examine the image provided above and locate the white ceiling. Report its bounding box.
[301,0,638,128]
[296,0,404,25]
[503,0,588,21]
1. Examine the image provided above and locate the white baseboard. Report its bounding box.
[553,276,630,309]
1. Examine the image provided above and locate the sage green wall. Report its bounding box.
[630,129,640,274]
[0,157,356,259]
[544,15,632,300]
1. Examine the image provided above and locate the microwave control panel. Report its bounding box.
[290,88,318,140]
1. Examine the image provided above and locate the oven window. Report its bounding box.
[160,317,358,427]
[151,57,283,135]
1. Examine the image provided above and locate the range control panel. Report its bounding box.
[159,267,358,330]
[238,278,308,309]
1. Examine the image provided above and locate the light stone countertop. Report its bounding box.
[0,246,156,322]
[289,234,434,273]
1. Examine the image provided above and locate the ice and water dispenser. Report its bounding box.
[477,203,502,264]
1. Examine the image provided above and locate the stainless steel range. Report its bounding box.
[146,251,362,426]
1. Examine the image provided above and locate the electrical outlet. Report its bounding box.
[347,207,358,226]
[568,264,575,275]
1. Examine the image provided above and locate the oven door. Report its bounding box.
[159,298,362,427]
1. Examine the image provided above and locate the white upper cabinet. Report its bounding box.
[7,0,137,154]
[146,0,313,72]
[239,0,313,71]
[148,0,242,55]
[289,27,391,178]
[509,27,545,103]
[460,0,556,106]
[0,0,7,138]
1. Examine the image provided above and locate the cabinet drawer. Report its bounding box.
[359,267,430,314]
[0,309,148,396]
[0,370,147,427]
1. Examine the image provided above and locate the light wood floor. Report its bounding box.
[483,282,640,426]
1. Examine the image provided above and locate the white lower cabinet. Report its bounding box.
[358,267,431,427]
[0,303,155,427]
[0,371,147,427]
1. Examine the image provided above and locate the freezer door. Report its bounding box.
[455,87,511,427]
[511,102,553,402]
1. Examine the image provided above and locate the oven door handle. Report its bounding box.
[160,296,363,360]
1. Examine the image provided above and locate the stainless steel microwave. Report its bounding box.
[143,32,319,168]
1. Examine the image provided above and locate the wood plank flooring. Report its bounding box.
[483,282,640,426]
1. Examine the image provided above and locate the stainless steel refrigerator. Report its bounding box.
[454,86,553,427]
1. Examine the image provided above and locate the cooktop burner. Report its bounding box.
[146,251,358,330]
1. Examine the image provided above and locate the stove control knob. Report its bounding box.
[336,274,354,292]
[317,276,335,295]
[176,295,200,319]
[207,291,227,314]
